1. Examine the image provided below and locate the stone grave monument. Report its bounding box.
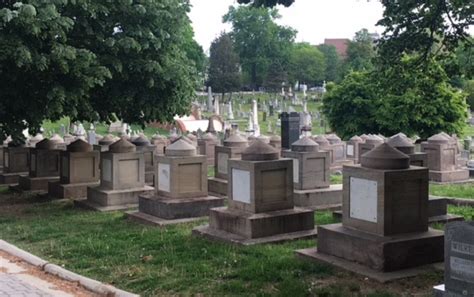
[297,144,444,282]
[48,139,100,199]
[208,133,249,196]
[0,141,30,185]
[282,137,342,209]
[434,221,474,297]
[198,133,218,166]
[93,134,117,152]
[280,112,300,150]
[346,135,364,163]
[387,134,428,167]
[325,134,353,171]
[132,135,156,186]
[151,134,169,155]
[18,137,65,192]
[269,135,282,150]
[193,140,317,245]
[127,138,224,226]
[357,135,384,163]
[421,133,469,183]
[78,138,153,211]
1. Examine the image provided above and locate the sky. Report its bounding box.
[189,0,385,52]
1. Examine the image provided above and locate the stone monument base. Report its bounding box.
[0,172,28,185]
[208,177,227,196]
[193,207,317,245]
[48,181,100,200]
[127,194,225,226]
[18,176,59,192]
[293,184,343,210]
[429,169,469,183]
[296,247,443,283]
[330,160,354,173]
[310,224,444,272]
[77,185,154,212]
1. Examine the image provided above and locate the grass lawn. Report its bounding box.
[0,185,472,296]
[430,183,474,199]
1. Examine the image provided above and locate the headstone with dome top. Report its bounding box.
[151,134,169,155]
[93,134,117,152]
[0,139,30,185]
[421,133,469,182]
[48,139,100,199]
[18,135,65,192]
[127,138,224,226]
[193,140,317,245]
[297,144,444,280]
[325,134,353,172]
[387,134,427,167]
[208,129,249,196]
[357,135,384,163]
[132,135,156,186]
[346,135,364,163]
[282,137,342,209]
[198,133,218,166]
[78,137,153,211]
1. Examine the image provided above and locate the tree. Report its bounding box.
[264,60,287,93]
[318,44,341,82]
[323,56,467,139]
[237,0,295,7]
[207,33,241,101]
[183,24,208,85]
[343,29,376,74]
[377,1,473,64]
[289,43,325,86]
[224,6,296,89]
[0,0,198,142]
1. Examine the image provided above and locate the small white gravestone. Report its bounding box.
[293,159,299,183]
[217,153,229,175]
[158,163,171,192]
[347,144,354,157]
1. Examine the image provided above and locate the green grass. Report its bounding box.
[330,175,343,185]
[0,187,453,296]
[429,183,474,199]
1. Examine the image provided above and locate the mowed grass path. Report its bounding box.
[0,187,472,296]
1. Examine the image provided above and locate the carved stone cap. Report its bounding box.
[166,138,196,157]
[99,134,116,146]
[241,140,279,161]
[132,135,151,147]
[257,135,270,144]
[361,143,410,170]
[312,135,330,147]
[326,134,341,144]
[428,133,451,144]
[224,134,248,148]
[109,137,136,153]
[291,137,319,152]
[36,139,57,150]
[387,135,414,148]
[201,132,217,142]
[50,134,65,144]
[350,135,363,142]
[270,135,281,142]
[360,134,370,141]
[365,135,384,145]
[67,139,92,152]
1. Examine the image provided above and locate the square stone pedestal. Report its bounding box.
[0,172,28,185]
[48,180,100,200]
[18,176,59,192]
[193,206,317,245]
[293,184,343,210]
[429,169,470,183]
[76,185,153,212]
[127,194,224,226]
[208,177,227,196]
[296,224,444,281]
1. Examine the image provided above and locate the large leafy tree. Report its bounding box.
[0,0,198,142]
[237,0,294,7]
[343,29,376,73]
[318,44,341,82]
[207,33,241,101]
[377,0,473,64]
[323,56,467,139]
[289,42,325,86]
[224,6,295,89]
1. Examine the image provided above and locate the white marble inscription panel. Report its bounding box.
[232,169,251,204]
[347,145,354,157]
[102,159,112,182]
[217,153,229,175]
[158,163,170,192]
[350,177,378,223]
[292,159,299,183]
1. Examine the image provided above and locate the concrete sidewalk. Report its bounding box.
[0,251,96,297]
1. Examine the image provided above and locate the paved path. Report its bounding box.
[0,252,96,297]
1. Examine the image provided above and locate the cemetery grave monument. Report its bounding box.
[193,140,317,245]
[127,138,224,226]
[0,140,30,185]
[132,135,156,186]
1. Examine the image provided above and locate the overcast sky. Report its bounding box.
[189,0,385,52]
